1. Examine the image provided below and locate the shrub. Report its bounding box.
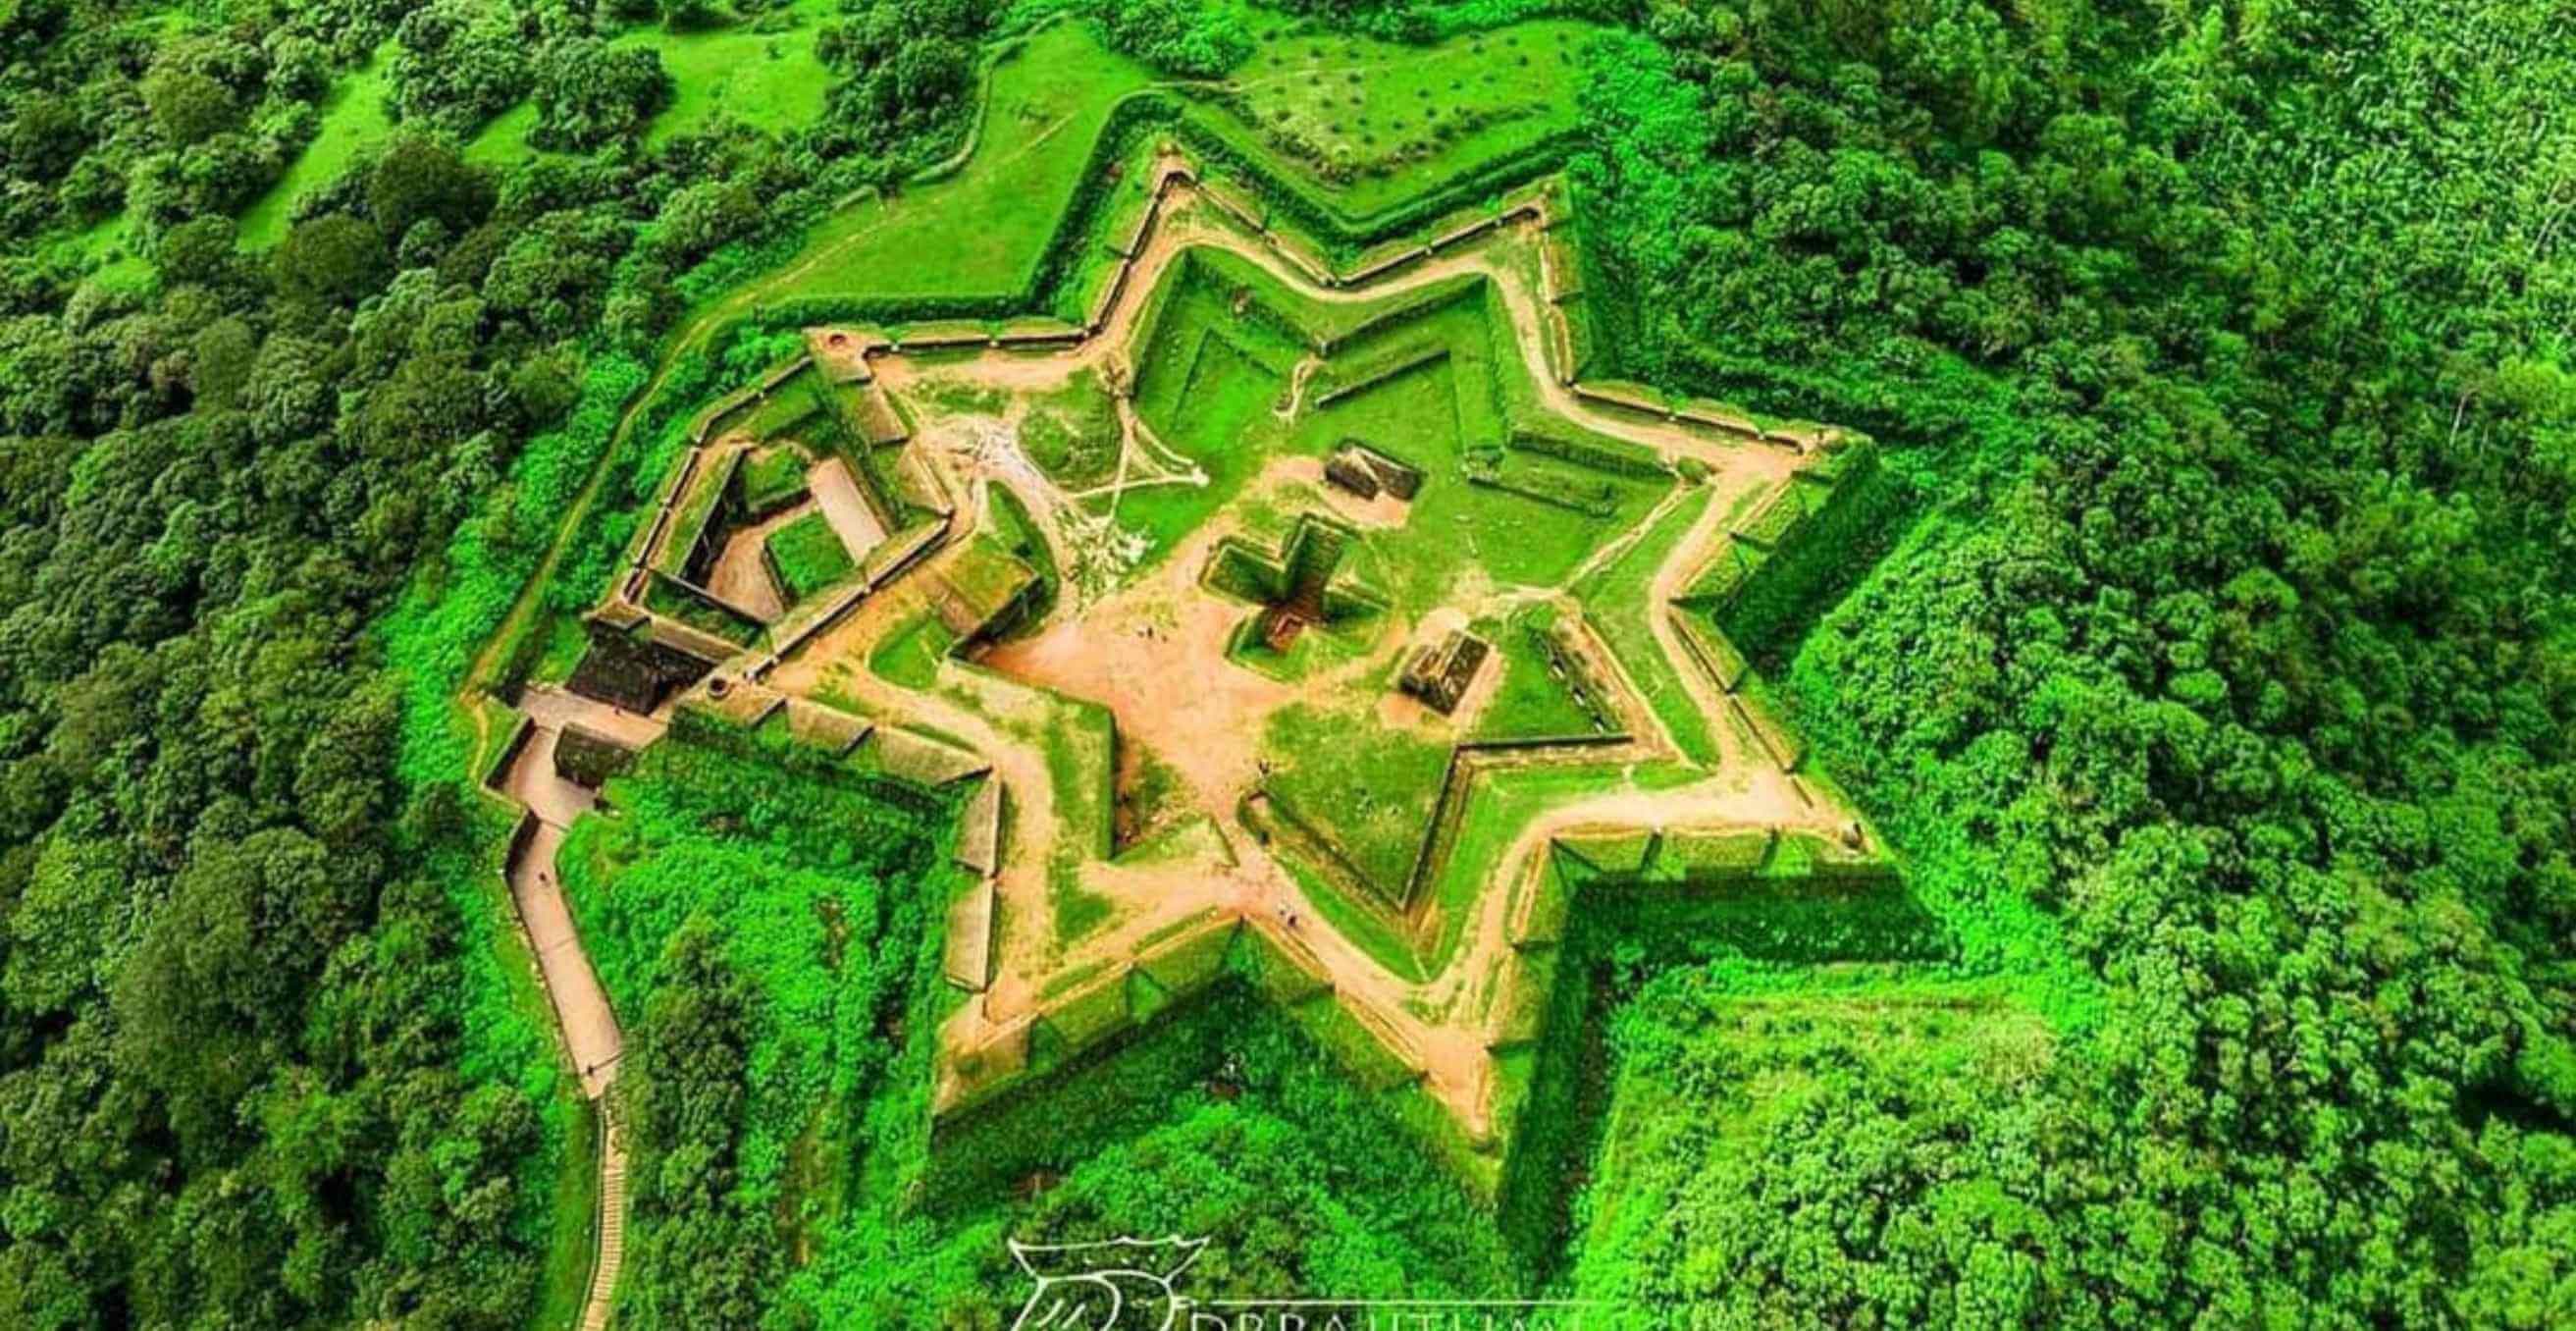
[763,509,855,600]
[735,447,810,518]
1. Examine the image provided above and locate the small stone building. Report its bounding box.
[1398,629,1492,715]
[552,725,637,789]
[931,535,1044,644]
[1324,450,1383,500]
[564,619,717,714]
[1324,441,1424,503]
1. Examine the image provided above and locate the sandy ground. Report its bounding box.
[809,456,890,562]
[707,503,805,621]
[980,454,1414,812]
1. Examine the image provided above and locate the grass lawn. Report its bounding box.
[628,5,837,147]
[868,611,955,689]
[1020,368,1123,490]
[1050,863,1116,944]
[1415,758,1689,972]
[738,446,812,514]
[1276,850,1426,982]
[1295,294,1662,604]
[948,663,1122,948]
[1126,245,1659,609]
[1263,694,1453,899]
[1470,612,1599,741]
[465,101,541,166]
[1577,486,1721,766]
[239,41,395,248]
[1032,692,1120,864]
[1119,327,1288,561]
[743,23,1161,309]
[765,509,855,600]
[729,372,831,441]
[1207,18,1597,222]
[721,14,1596,317]
[1051,132,1169,323]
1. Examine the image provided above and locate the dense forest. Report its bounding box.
[1,0,2568,1327]
[1567,0,2575,1321]
[0,0,993,1322]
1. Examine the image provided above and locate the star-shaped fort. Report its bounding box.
[494,153,1897,1196]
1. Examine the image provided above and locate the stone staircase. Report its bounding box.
[1278,522,1348,623]
[580,1104,630,1331]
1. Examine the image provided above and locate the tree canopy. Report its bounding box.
[0,0,2567,1326]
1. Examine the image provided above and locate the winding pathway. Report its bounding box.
[497,688,668,1330]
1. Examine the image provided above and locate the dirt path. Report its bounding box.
[737,178,1856,1138]
[761,529,1077,1012]
[876,169,1804,499]
[1646,482,1770,771]
[499,688,661,1093]
[980,457,1394,813]
[495,687,669,1331]
[458,90,1181,697]
[445,101,1841,1329]
[506,815,623,1092]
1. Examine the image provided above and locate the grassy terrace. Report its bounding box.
[436,6,1858,1300]
[728,15,1598,316]
[1472,609,1603,741]
[743,23,1164,311]
[1210,19,1591,218]
[739,446,812,514]
[453,10,1615,726]
[1021,370,1125,490]
[1575,485,1722,766]
[766,509,855,601]
[1265,689,1453,900]
[1119,244,1664,587]
[1065,197,1690,958]
[869,612,955,689]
